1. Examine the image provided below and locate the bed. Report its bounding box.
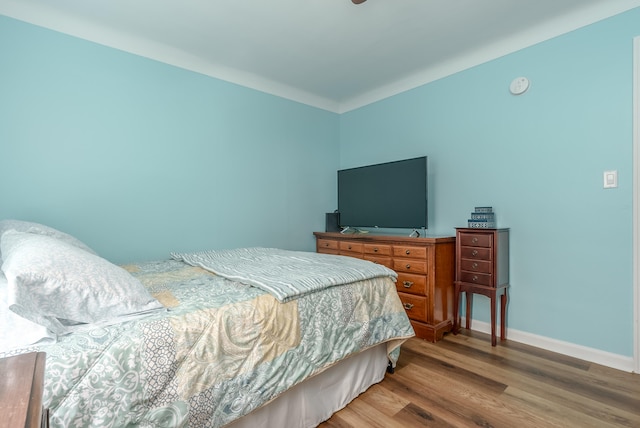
[0,220,414,428]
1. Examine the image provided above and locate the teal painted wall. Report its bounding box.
[0,16,339,263]
[1,8,638,357]
[339,9,639,356]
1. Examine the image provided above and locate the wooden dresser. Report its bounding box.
[454,228,509,346]
[0,352,48,428]
[314,232,456,342]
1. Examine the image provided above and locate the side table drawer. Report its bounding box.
[459,271,493,286]
[460,246,492,260]
[459,233,493,248]
[460,259,492,274]
[398,292,427,321]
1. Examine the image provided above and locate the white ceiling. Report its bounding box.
[1,0,640,113]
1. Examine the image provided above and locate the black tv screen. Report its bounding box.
[338,156,427,229]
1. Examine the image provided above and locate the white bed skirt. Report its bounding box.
[226,343,388,428]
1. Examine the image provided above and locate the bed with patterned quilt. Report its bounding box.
[0,220,414,428]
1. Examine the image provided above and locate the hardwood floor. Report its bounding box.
[319,330,640,427]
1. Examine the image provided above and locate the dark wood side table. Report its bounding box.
[0,352,48,428]
[453,228,509,346]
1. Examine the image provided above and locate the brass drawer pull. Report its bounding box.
[472,237,478,244]
[405,249,411,255]
[405,264,411,269]
[472,250,478,256]
[472,262,478,269]
[472,275,479,282]
[403,303,414,310]
[403,281,414,288]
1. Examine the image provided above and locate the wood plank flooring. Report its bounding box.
[318,330,640,428]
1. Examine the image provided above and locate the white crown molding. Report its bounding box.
[463,318,636,373]
[1,1,639,114]
[339,0,640,112]
[0,2,341,113]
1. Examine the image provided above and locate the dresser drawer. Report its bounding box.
[317,239,339,252]
[393,245,427,259]
[393,258,427,274]
[339,241,363,253]
[460,259,492,274]
[364,243,392,256]
[459,233,493,248]
[398,292,427,321]
[396,272,427,296]
[364,255,393,269]
[317,238,338,250]
[460,246,492,260]
[318,248,339,255]
[459,271,493,286]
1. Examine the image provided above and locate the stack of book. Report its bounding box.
[468,207,496,228]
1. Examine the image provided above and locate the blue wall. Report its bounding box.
[0,16,339,263]
[1,8,638,357]
[340,9,639,356]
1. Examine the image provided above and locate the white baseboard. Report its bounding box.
[462,318,635,373]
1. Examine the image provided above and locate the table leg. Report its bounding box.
[453,282,460,334]
[500,288,508,341]
[465,291,472,330]
[490,291,497,346]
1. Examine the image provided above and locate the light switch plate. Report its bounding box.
[603,170,618,188]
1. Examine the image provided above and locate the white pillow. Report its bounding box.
[1,231,163,335]
[0,219,97,262]
[0,271,55,352]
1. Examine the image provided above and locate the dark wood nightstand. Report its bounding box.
[0,352,48,428]
[453,228,510,346]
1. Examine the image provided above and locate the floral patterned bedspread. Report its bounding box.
[3,259,414,428]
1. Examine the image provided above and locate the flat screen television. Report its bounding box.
[337,156,427,230]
